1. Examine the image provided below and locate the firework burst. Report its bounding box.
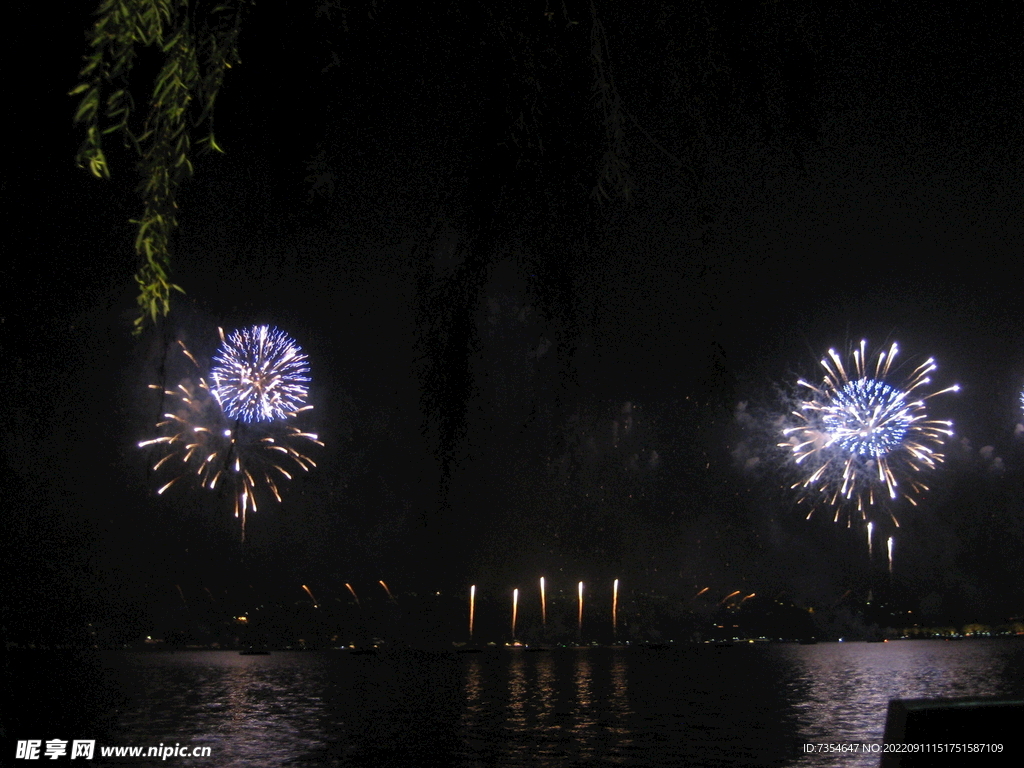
[210,325,310,423]
[139,338,322,537]
[779,340,958,525]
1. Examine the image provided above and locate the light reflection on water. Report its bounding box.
[113,652,334,766]
[778,640,1021,767]
[20,640,1024,767]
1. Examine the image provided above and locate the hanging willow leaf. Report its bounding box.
[589,1,630,203]
[71,0,248,334]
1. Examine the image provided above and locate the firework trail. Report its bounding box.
[577,581,584,640]
[779,340,958,526]
[345,583,361,607]
[539,577,547,628]
[210,325,310,423]
[139,336,322,537]
[612,578,619,637]
[302,584,319,607]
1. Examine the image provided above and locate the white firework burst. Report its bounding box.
[779,340,958,525]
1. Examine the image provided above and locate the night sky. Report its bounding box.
[4,1,1024,641]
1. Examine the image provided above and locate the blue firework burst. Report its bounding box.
[821,378,912,458]
[210,325,310,423]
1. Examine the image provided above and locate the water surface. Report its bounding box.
[8,640,1024,767]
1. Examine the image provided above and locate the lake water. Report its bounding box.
[6,640,1023,767]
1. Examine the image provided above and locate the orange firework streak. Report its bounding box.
[344,583,360,607]
[577,581,584,639]
[301,584,318,606]
[512,588,519,639]
[612,579,619,637]
[469,585,476,638]
[539,577,547,628]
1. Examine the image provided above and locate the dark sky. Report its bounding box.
[4,1,1024,636]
